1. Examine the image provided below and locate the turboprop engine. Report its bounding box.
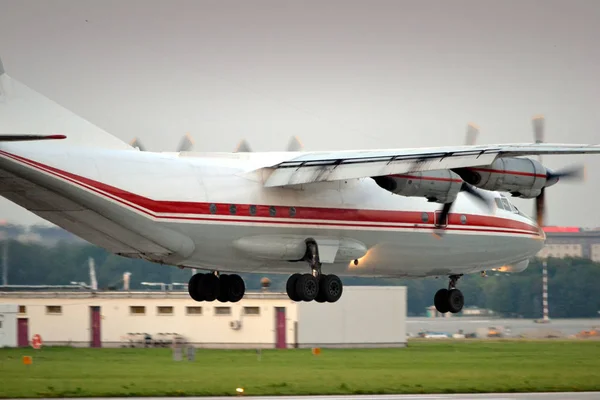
[454,157,554,199]
[372,170,464,203]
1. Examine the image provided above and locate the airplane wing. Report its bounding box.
[259,143,600,187]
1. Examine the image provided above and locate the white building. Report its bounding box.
[0,286,406,349]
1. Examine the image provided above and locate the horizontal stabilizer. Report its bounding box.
[0,134,66,142]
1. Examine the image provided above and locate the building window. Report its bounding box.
[157,306,173,315]
[130,306,145,315]
[244,306,260,315]
[214,306,231,315]
[46,305,62,314]
[186,306,202,315]
[19,305,26,314]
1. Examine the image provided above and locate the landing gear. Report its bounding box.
[188,272,245,303]
[433,274,464,314]
[285,239,344,303]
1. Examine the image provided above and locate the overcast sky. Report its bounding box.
[0,0,599,227]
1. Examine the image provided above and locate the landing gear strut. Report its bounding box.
[285,239,344,303]
[188,271,245,303]
[433,274,464,314]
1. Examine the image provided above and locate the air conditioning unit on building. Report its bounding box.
[229,320,242,330]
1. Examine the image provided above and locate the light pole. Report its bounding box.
[542,260,550,322]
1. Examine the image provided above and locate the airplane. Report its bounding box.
[0,56,597,314]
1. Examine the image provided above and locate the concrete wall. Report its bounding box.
[0,303,18,347]
[296,286,407,347]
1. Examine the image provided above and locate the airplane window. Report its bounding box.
[289,207,296,217]
[229,204,237,215]
[209,204,217,214]
[421,212,429,223]
[249,205,257,215]
[501,198,511,210]
[269,206,276,217]
[460,215,467,224]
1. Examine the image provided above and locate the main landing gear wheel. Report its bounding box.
[285,239,344,303]
[433,274,464,314]
[188,272,245,303]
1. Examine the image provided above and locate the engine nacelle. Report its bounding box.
[373,170,463,203]
[454,157,550,198]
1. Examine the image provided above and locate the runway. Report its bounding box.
[40,394,599,400]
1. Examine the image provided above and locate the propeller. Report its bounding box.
[465,123,480,145]
[129,134,195,152]
[234,139,253,153]
[176,133,194,152]
[286,136,304,151]
[233,136,304,152]
[130,138,146,151]
[435,182,494,230]
[531,115,584,227]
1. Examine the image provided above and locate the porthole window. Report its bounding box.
[460,215,467,224]
[421,212,429,223]
[249,205,257,215]
[289,207,296,217]
[229,204,237,215]
[209,203,217,214]
[269,206,276,217]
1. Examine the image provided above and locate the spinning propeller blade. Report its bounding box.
[531,115,585,227]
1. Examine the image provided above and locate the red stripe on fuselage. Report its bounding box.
[0,151,541,236]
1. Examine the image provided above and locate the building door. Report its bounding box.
[275,307,286,349]
[90,306,101,348]
[17,318,28,347]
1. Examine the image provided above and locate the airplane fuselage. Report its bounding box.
[0,143,545,279]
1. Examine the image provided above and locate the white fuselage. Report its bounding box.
[0,142,545,278]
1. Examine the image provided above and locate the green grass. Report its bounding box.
[1,340,599,397]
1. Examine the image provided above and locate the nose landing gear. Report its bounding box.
[433,274,464,314]
[285,238,344,303]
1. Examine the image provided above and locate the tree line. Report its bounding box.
[1,239,599,318]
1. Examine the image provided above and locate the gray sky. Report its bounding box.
[0,0,599,227]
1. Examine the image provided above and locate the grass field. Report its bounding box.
[1,340,599,397]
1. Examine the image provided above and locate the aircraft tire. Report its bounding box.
[320,274,343,303]
[295,273,319,302]
[434,288,450,313]
[188,273,205,302]
[217,274,231,302]
[199,273,220,302]
[286,273,302,301]
[227,274,246,303]
[447,288,464,313]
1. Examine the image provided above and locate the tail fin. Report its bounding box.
[0,56,132,150]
